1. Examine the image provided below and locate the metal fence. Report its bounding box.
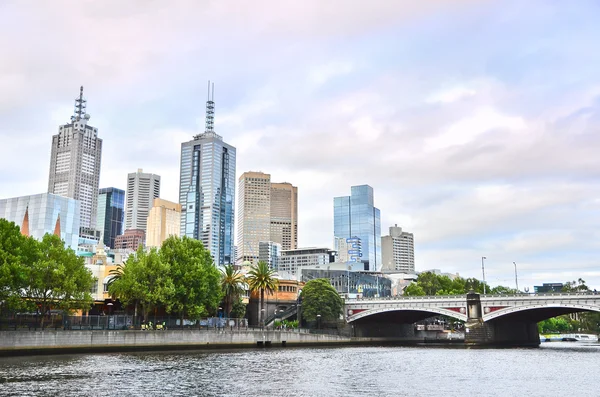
[0,315,252,331]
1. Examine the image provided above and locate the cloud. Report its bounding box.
[2,0,600,291]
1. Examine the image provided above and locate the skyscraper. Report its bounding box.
[333,185,381,272]
[236,171,298,264]
[48,87,102,232]
[146,198,181,248]
[381,225,415,273]
[97,187,125,249]
[125,169,160,233]
[179,82,236,266]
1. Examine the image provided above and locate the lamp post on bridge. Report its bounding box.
[514,262,519,292]
[481,256,487,294]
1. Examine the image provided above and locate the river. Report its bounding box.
[0,342,598,396]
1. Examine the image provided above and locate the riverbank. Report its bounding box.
[0,329,439,356]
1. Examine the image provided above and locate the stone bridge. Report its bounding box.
[345,292,600,346]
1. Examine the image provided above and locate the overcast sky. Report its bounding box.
[2,0,600,290]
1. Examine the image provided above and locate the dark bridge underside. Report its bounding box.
[488,307,596,323]
[352,310,452,325]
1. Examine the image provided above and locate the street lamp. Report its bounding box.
[316,314,321,330]
[260,308,265,329]
[107,302,114,330]
[513,262,519,292]
[481,257,487,294]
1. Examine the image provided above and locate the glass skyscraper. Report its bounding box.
[0,193,80,250]
[97,187,125,249]
[333,185,382,272]
[179,85,236,266]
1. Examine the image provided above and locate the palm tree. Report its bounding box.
[246,261,278,327]
[220,264,245,317]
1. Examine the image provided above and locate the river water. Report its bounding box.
[0,342,598,396]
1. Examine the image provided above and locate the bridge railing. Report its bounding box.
[345,291,599,302]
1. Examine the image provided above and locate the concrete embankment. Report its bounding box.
[0,330,403,356]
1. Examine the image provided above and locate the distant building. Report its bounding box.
[278,247,336,276]
[236,171,298,264]
[114,229,145,251]
[97,187,125,249]
[146,198,181,248]
[47,87,102,233]
[381,224,415,273]
[179,83,236,266]
[259,241,282,270]
[0,192,80,250]
[300,268,391,298]
[534,283,564,293]
[333,185,381,271]
[125,169,160,234]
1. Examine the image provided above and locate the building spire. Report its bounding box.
[71,85,88,122]
[21,206,30,237]
[205,80,215,133]
[53,213,61,237]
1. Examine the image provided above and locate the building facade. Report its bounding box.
[259,241,282,270]
[237,172,271,264]
[381,224,415,273]
[97,187,125,249]
[278,247,336,276]
[0,192,80,249]
[47,87,102,233]
[146,198,181,248]
[237,171,298,264]
[114,229,145,251]
[179,86,236,266]
[125,169,160,233]
[333,185,381,271]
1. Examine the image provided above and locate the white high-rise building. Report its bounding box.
[47,86,102,232]
[179,82,236,266]
[259,241,282,270]
[125,169,160,232]
[381,224,415,273]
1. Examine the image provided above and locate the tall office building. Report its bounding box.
[97,187,125,249]
[237,171,298,264]
[47,87,102,232]
[237,172,271,264]
[333,185,381,272]
[381,225,415,273]
[125,169,160,233]
[270,182,298,251]
[179,82,236,266]
[259,241,282,270]
[146,198,181,248]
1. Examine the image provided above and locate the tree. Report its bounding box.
[246,261,278,326]
[109,247,173,320]
[0,219,31,313]
[160,236,222,324]
[300,278,343,323]
[403,283,426,296]
[23,234,94,326]
[230,297,247,319]
[220,264,245,317]
[562,279,589,292]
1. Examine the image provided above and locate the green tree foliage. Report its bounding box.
[562,278,589,292]
[538,316,577,333]
[0,219,31,312]
[23,234,94,324]
[246,261,278,325]
[220,263,245,317]
[161,236,222,322]
[300,278,344,322]
[109,247,173,320]
[403,272,510,296]
[230,297,247,319]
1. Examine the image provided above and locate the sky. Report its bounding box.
[1,0,600,290]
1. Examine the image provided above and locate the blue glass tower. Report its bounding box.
[97,187,125,249]
[333,185,381,271]
[179,82,236,265]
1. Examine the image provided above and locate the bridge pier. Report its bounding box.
[464,292,539,347]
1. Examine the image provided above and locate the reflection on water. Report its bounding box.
[0,342,598,396]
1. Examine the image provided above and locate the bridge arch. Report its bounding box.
[348,307,467,323]
[483,303,600,322]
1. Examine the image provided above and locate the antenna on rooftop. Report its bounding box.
[205,80,215,132]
